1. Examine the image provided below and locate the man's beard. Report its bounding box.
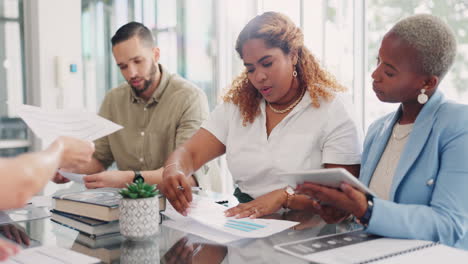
[130,63,157,96]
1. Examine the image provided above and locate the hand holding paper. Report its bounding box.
[57,170,86,184]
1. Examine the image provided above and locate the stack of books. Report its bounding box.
[51,187,166,237]
[51,188,122,247]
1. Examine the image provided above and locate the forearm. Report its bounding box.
[164,146,198,177]
[72,157,105,175]
[0,141,64,209]
[289,194,321,211]
[367,198,465,246]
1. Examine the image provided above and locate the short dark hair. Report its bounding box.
[111,22,154,47]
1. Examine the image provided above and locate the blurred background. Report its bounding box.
[0,0,467,192]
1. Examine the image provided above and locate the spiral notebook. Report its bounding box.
[274,230,468,263]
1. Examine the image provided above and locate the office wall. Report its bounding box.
[24,0,84,111]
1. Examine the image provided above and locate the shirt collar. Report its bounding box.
[130,64,171,105]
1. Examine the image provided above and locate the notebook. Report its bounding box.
[274,230,468,263]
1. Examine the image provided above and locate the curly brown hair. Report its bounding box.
[223,12,346,126]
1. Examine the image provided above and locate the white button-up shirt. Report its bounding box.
[202,92,362,198]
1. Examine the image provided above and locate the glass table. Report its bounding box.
[0,193,359,264]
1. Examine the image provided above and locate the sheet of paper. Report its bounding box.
[164,195,298,241]
[58,170,86,184]
[0,246,100,264]
[162,218,242,244]
[15,104,123,142]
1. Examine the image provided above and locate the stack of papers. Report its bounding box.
[162,195,298,244]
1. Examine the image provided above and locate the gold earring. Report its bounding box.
[292,66,297,78]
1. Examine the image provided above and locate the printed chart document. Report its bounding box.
[0,246,100,264]
[15,104,122,143]
[163,204,242,244]
[163,195,298,243]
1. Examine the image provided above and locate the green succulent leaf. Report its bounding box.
[119,179,159,199]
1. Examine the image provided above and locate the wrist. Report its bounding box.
[132,170,144,183]
[355,194,374,227]
[282,186,295,209]
[354,199,368,219]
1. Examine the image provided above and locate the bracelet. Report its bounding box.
[164,162,178,170]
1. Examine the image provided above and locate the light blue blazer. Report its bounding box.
[360,90,468,249]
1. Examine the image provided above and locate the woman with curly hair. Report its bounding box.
[161,12,362,218]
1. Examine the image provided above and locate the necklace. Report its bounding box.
[268,88,306,114]
[392,123,413,140]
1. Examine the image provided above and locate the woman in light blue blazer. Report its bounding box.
[298,14,468,249]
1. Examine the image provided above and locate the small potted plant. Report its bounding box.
[119,179,160,240]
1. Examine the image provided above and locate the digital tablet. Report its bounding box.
[280,168,377,197]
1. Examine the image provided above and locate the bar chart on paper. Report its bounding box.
[224,219,267,232]
[187,196,298,239]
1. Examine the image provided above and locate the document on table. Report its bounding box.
[163,204,242,244]
[0,246,100,264]
[57,170,86,183]
[15,104,123,142]
[163,195,299,242]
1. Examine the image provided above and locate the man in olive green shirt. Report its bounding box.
[54,22,209,188]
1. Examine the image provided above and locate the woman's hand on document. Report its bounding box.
[161,165,193,216]
[296,182,368,222]
[224,189,286,219]
[0,238,20,261]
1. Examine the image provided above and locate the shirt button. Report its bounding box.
[141,131,145,136]
[426,179,434,186]
[143,108,147,111]
[139,158,144,163]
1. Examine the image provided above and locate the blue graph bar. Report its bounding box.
[227,219,267,228]
[224,224,253,232]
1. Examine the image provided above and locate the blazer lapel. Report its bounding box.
[361,111,400,186]
[389,91,445,200]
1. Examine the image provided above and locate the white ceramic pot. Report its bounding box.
[119,196,160,240]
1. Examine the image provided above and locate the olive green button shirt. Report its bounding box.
[93,64,209,172]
